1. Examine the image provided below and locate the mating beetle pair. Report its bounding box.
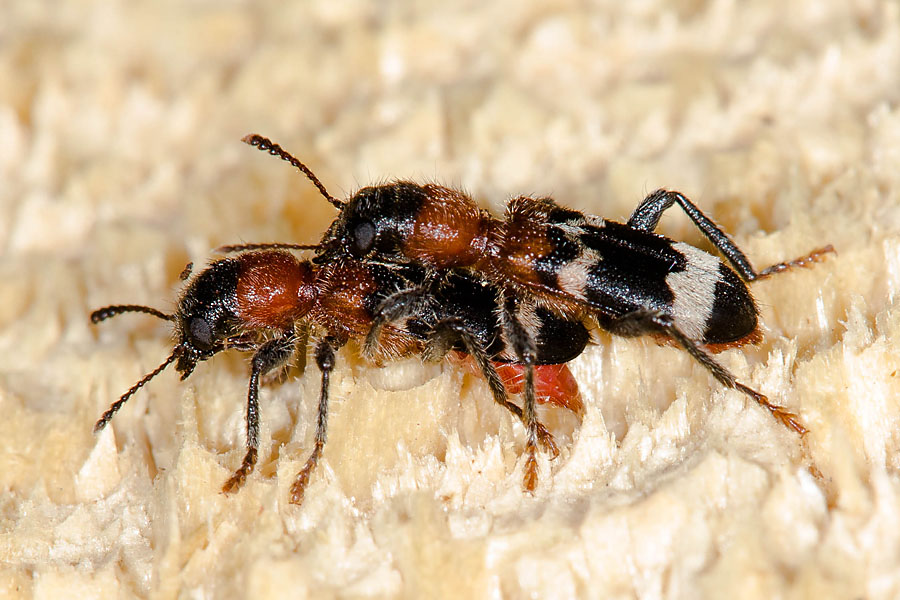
[91,134,832,503]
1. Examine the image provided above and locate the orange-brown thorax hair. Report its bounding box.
[235,252,317,330]
[312,261,422,360]
[403,184,492,270]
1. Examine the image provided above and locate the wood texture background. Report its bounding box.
[1,1,899,598]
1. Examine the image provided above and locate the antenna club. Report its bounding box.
[242,133,272,149]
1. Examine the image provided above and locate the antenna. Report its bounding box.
[214,243,322,254]
[93,349,179,433]
[242,134,343,209]
[91,305,174,324]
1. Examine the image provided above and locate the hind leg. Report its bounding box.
[602,308,806,434]
[627,189,833,281]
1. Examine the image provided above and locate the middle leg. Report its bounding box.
[425,317,559,460]
[501,297,542,492]
[290,335,345,505]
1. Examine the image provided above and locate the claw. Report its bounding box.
[736,383,808,435]
[769,406,808,436]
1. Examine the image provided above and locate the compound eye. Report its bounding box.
[351,220,376,256]
[188,316,214,350]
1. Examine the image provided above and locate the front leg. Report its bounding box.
[261,325,310,386]
[222,335,296,494]
[363,286,434,361]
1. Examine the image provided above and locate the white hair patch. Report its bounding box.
[666,242,722,341]
[555,252,599,300]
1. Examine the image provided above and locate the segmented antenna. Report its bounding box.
[215,242,322,254]
[242,134,343,209]
[91,305,174,323]
[93,349,179,433]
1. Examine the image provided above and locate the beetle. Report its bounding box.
[240,134,834,490]
[91,249,589,503]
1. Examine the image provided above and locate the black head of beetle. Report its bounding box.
[314,182,428,262]
[170,258,242,377]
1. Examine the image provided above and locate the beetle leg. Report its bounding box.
[223,335,296,495]
[501,297,543,492]
[628,189,834,282]
[604,308,807,435]
[426,318,559,461]
[290,335,345,505]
